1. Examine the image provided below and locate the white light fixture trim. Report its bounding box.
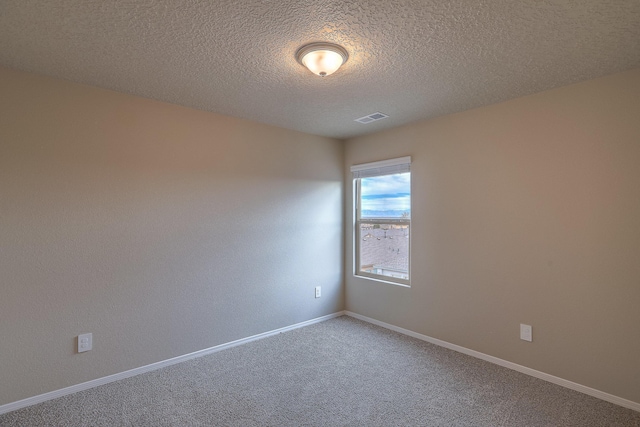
[296,42,348,77]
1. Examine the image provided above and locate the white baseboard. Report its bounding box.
[0,311,345,416]
[345,311,640,413]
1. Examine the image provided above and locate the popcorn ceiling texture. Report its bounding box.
[1,0,639,138]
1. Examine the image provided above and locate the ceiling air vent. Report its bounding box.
[355,112,389,124]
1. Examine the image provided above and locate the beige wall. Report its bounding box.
[2,63,639,408]
[0,66,344,406]
[345,69,640,404]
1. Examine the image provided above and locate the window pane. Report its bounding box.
[359,222,409,280]
[360,173,410,219]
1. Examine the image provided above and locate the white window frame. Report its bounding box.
[351,156,411,286]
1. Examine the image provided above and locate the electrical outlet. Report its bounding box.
[315,286,321,298]
[78,333,93,353]
[520,324,532,342]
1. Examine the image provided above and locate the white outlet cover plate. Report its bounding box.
[520,324,532,342]
[78,333,93,352]
[315,286,321,298]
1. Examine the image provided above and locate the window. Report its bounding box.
[352,157,411,286]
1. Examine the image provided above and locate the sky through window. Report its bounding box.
[361,172,410,218]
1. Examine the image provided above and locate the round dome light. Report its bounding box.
[295,42,349,77]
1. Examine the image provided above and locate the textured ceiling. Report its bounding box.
[1,1,639,139]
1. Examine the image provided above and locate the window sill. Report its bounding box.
[353,273,411,288]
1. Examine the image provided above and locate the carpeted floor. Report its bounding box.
[1,316,638,426]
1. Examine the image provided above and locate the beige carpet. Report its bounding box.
[1,316,638,426]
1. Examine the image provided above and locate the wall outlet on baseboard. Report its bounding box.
[520,324,532,342]
[78,333,93,353]
[315,286,321,298]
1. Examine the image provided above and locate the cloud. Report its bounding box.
[362,195,410,212]
[362,193,410,200]
[361,173,410,197]
[360,173,411,214]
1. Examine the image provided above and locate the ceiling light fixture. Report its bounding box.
[295,42,348,77]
